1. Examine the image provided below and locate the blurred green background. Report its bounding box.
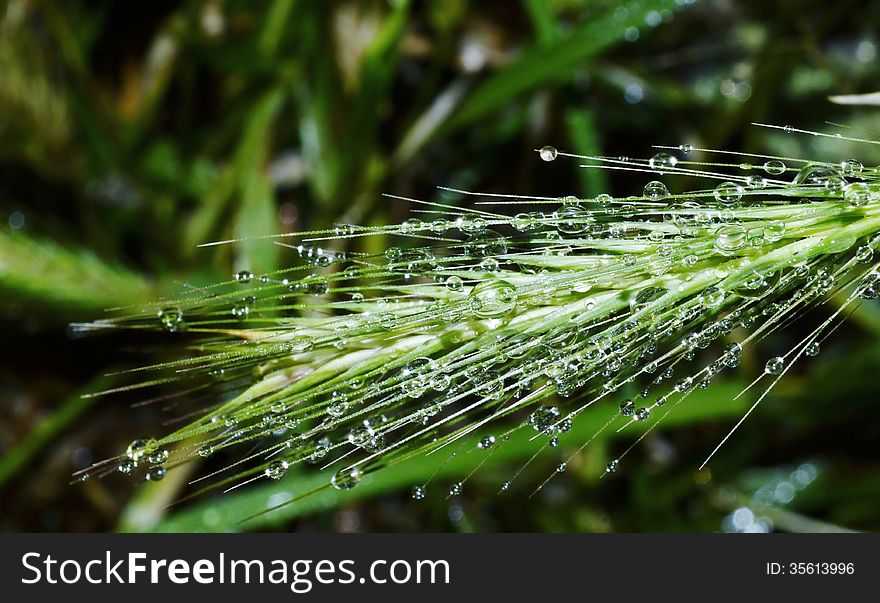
[1,0,879,532]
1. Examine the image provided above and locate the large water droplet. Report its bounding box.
[643,180,669,199]
[126,437,158,463]
[468,280,517,318]
[844,182,873,207]
[528,406,560,433]
[763,160,786,175]
[713,181,744,204]
[158,307,183,331]
[331,467,363,490]
[265,460,289,480]
[714,224,747,255]
[649,152,677,173]
[764,356,784,375]
[145,466,167,482]
[539,146,558,162]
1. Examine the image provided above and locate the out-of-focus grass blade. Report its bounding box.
[0,230,155,311]
[443,0,683,134]
[566,108,609,196]
[0,375,112,488]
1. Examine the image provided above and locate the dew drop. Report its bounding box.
[805,342,820,357]
[197,445,214,458]
[411,485,426,500]
[605,459,619,474]
[446,275,464,292]
[649,152,677,173]
[145,466,167,482]
[118,459,136,475]
[701,286,725,307]
[449,482,463,496]
[763,220,785,242]
[745,175,767,189]
[147,449,168,465]
[844,182,872,207]
[714,224,747,255]
[764,356,784,375]
[620,399,635,417]
[331,467,363,490]
[713,181,744,204]
[158,307,183,331]
[234,270,254,284]
[643,180,669,199]
[539,146,558,162]
[468,280,517,318]
[856,245,874,263]
[840,158,863,177]
[478,436,496,450]
[528,406,560,432]
[763,160,786,175]
[265,460,289,480]
[126,437,158,462]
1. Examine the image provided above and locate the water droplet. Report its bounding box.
[147,449,168,465]
[556,463,567,473]
[126,437,158,462]
[805,342,820,357]
[468,280,517,318]
[794,164,842,189]
[595,193,613,206]
[620,399,635,417]
[714,224,747,255]
[331,467,363,490]
[118,459,136,475]
[605,459,619,474]
[701,286,726,307]
[145,466,167,482]
[643,180,669,199]
[449,482,463,496]
[197,445,214,458]
[463,229,508,258]
[411,485,426,500]
[763,220,785,242]
[265,460,289,480]
[764,356,784,375]
[745,175,767,189]
[539,146,558,162]
[400,217,424,234]
[713,181,744,204]
[649,152,678,173]
[304,276,330,295]
[231,302,250,317]
[478,436,496,450]
[446,275,464,292]
[635,407,651,421]
[856,245,874,263]
[763,160,786,175]
[480,257,499,272]
[840,158,863,177]
[158,307,183,331]
[528,406,560,432]
[555,205,589,234]
[234,270,254,284]
[844,182,873,207]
